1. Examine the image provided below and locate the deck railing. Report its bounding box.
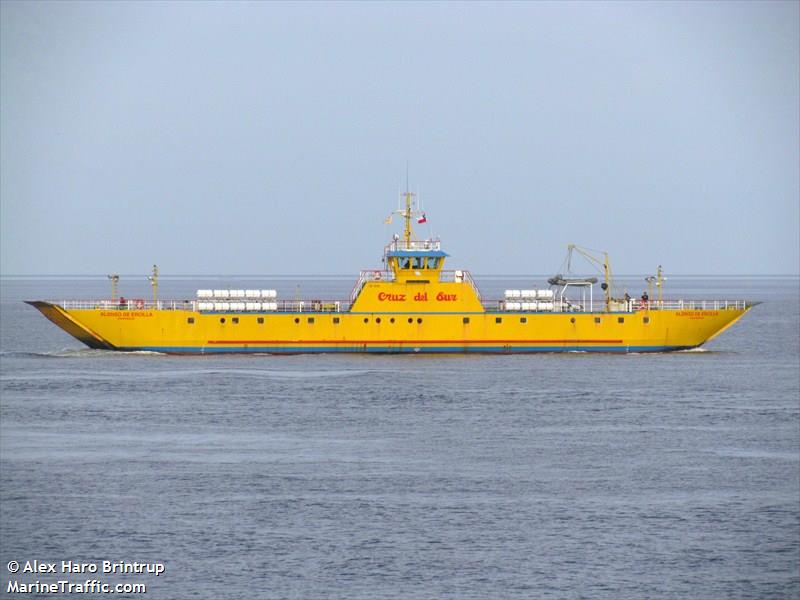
[482,299,751,313]
[439,270,483,302]
[384,239,441,252]
[52,299,352,313]
[349,270,394,303]
[51,298,750,314]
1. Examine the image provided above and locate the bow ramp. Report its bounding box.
[26,301,115,350]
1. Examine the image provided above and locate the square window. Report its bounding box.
[618,317,625,324]
[463,317,470,324]
[594,317,601,324]
[520,317,527,324]
[495,317,502,324]
[643,316,650,324]
[333,317,340,324]
[257,317,264,324]
[187,317,195,324]
[308,317,315,324]
[232,317,239,324]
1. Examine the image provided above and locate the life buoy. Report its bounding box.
[373,271,382,280]
[133,299,145,309]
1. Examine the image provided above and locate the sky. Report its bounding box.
[1,1,798,277]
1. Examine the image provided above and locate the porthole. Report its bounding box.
[294,317,300,324]
[219,317,225,324]
[408,318,413,323]
[643,316,650,324]
[376,317,382,324]
[417,318,423,324]
[363,317,369,324]
[390,317,395,324]
[570,317,575,324]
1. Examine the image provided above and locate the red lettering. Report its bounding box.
[436,292,457,301]
[378,292,406,302]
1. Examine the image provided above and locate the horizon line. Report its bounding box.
[2,273,799,279]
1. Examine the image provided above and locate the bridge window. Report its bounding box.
[398,257,410,269]
[412,257,423,269]
[427,257,439,269]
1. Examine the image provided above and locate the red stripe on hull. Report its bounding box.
[206,339,624,345]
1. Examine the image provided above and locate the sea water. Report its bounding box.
[1,277,798,599]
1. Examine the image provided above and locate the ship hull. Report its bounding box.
[27,302,752,354]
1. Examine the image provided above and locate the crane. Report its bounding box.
[566,244,613,312]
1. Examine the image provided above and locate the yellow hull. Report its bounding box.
[27,192,756,353]
[28,301,752,354]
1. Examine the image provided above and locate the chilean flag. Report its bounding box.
[417,212,427,224]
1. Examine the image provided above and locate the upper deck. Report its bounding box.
[49,295,751,314]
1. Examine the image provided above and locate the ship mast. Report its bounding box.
[148,265,159,304]
[402,191,415,248]
[107,274,119,302]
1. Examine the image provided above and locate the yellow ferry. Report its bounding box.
[28,192,755,354]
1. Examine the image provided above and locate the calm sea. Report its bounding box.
[1,276,798,599]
